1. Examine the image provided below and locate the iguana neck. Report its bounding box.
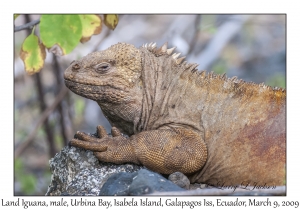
[98,84,143,136]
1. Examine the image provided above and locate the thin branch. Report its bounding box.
[151,186,286,196]
[53,55,69,146]
[14,19,40,32]
[34,71,56,157]
[187,14,201,55]
[15,87,68,158]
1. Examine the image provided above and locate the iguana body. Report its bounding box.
[64,42,286,187]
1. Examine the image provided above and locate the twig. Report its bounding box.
[151,186,286,196]
[15,87,68,158]
[14,18,40,32]
[53,55,69,146]
[34,72,56,157]
[187,15,201,55]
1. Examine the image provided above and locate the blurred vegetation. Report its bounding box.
[14,14,286,195]
[266,73,286,88]
[15,158,37,195]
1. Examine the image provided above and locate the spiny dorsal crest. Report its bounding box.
[141,42,285,93]
[142,42,199,73]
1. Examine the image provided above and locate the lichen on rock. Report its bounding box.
[46,146,143,196]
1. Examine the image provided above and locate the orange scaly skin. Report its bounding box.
[64,42,286,186]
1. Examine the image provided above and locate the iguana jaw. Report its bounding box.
[64,79,129,103]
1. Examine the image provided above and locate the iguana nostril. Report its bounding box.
[72,63,80,71]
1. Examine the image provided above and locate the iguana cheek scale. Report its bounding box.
[64,42,286,186]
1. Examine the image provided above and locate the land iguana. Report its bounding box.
[64,42,286,187]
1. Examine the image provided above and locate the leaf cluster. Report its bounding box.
[17,14,119,74]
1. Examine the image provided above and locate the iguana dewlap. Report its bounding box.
[64,42,286,186]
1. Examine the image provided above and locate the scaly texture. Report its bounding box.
[64,42,286,187]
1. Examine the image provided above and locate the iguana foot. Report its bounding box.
[70,126,207,175]
[69,126,139,164]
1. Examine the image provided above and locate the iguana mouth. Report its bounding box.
[64,79,127,91]
[64,78,104,87]
[64,79,114,93]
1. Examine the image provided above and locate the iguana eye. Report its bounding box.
[94,62,111,73]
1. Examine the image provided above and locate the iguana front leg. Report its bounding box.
[70,126,207,174]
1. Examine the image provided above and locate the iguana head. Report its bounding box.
[64,42,142,103]
[64,42,146,134]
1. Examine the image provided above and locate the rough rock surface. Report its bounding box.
[99,172,137,196]
[168,172,190,190]
[46,146,143,196]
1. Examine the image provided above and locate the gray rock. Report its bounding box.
[168,171,190,189]
[128,169,185,195]
[99,172,138,196]
[100,169,185,195]
[46,146,143,196]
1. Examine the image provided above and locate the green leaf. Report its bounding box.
[79,15,102,43]
[104,14,118,30]
[40,15,82,55]
[20,32,46,74]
